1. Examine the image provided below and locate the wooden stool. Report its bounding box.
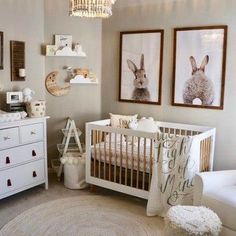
[164,206,222,236]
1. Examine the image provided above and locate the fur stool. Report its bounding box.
[164,206,222,236]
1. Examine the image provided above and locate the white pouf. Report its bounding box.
[164,206,222,236]
[61,152,88,190]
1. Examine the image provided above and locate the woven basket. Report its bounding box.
[26,100,46,118]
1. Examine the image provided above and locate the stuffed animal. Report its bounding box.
[22,87,35,102]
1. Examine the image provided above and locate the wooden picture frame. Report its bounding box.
[172,25,227,110]
[119,30,164,105]
[0,32,3,70]
[10,40,25,81]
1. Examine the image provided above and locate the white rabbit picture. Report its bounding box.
[173,27,227,109]
[119,30,164,105]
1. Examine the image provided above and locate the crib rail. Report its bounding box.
[86,119,216,199]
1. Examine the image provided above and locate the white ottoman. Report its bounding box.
[164,206,222,236]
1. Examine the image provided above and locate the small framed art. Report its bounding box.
[55,35,72,49]
[119,30,164,105]
[172,25,227,109]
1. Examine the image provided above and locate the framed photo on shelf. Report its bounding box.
[55,35,72,49]
[119,30,164,105]
[0,32,3,70]
[172,25,228,110]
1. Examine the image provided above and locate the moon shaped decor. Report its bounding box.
[45,71,71,97]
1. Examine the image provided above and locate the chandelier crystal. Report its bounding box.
[69,0,116,18]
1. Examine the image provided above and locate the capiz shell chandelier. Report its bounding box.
[69,0,117,18]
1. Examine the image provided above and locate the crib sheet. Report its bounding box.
[91,140,154,172]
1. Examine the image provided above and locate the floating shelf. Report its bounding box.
[46,55,87,58]
[70,75,98,85]
[45,45,87,57]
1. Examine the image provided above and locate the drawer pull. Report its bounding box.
[33,171,37,178]
[6,156,11,164]
[31,131,36,135]
[7,179,12,187]
[32,150,37,157]
[4,136,11,141]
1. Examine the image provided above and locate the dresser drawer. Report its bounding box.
[20,123,44,144]
[0,159,45,196]
[0,142,44,169]
[0,128,20,150]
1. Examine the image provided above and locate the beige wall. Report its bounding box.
[0,0,45,104]
[44,0,102,160]
[102,0,236,170]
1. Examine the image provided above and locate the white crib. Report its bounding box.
[86,119,216,199]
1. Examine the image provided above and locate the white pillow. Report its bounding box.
[130,117,160,133]
[109,113,138,129]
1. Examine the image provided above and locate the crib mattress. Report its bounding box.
[91,141,154,173]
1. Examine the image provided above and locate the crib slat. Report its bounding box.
[93,130,97,177]
[131,136,134,187]
[114,133,117,183]
[109,132,112,181]
[136,137,140,188]
[119,134,123,184]
[125,136,128,186]
[142,138,146,190]
[104,132,106,180]
[98,131,101,179]
[149,140,153,190]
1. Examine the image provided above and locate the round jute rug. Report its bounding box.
[0,195,163,236]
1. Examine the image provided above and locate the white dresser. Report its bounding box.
[0,117,49,199]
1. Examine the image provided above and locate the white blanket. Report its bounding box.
[0,110,27,123]
[147,133,199,217]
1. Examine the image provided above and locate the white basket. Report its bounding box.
[26,100,46,118]
[62,152,88,190]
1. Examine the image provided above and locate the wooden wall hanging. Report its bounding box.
[0,32,3,70]
[45,71,71,96]
[10,40,25,81]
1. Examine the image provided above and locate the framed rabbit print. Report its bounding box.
[172,26,227,110]
[119,30,164,105]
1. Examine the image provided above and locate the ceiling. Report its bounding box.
[114,0,179,8]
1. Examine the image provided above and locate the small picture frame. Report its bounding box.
[55,35,72,49]
[0,32,3,70]
[6,92,23,104]
[172,25,227,110]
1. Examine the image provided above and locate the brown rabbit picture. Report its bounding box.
[119,30,164,105]
[127,54,151,101]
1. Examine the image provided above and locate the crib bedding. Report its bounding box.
[91,140,154,172]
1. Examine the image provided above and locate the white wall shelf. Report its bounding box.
[70,75,98,85]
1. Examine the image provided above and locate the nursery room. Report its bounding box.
[0,0,235,235]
